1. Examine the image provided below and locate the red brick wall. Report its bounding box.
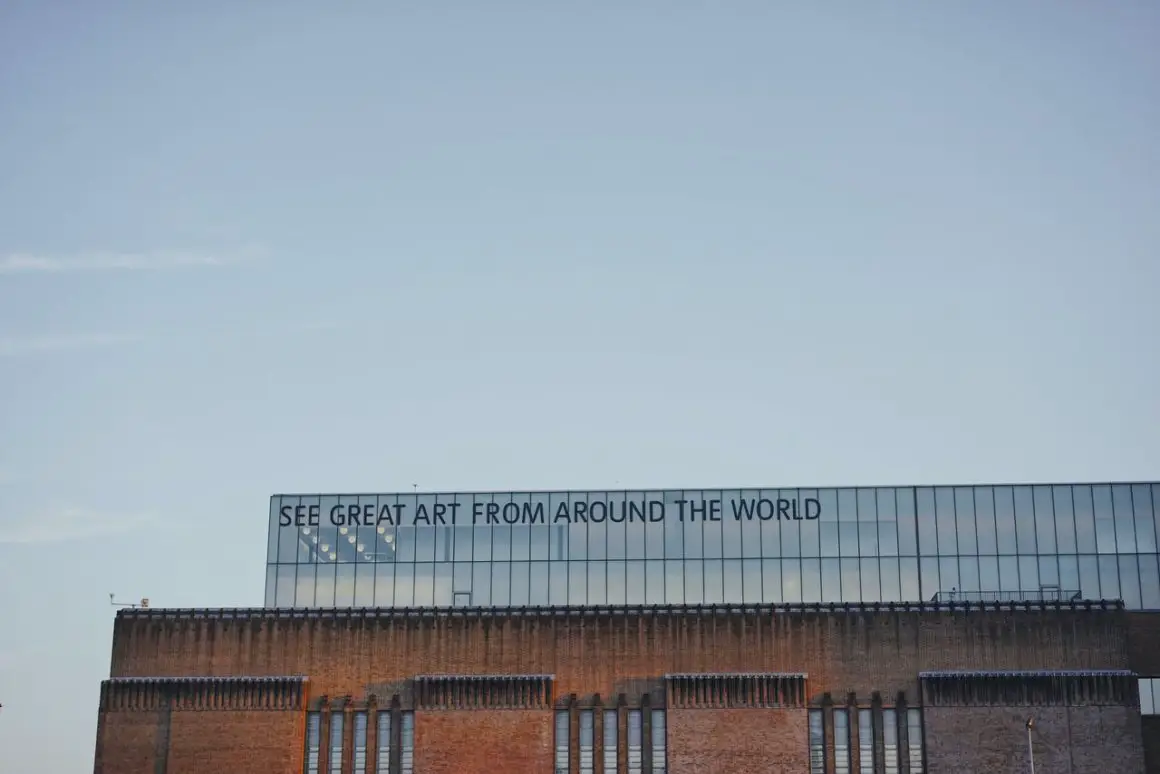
[668,709,806,773]
[93,712,160,774]
[414,710,552,773]
[925,705,1146,774]
[108,608,1133,704]
[166,710,304,774]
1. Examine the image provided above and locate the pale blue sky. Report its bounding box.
[1,2,1158,771]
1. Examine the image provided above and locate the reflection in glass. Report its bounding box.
[916,489,937,555]
[1119,555,1141,608]
[725,559,746,602]
[802,559,821,603]
[608,560,627,606]
[1113,485,1136,553]
[1093,486,1117,554]
[955,488,977,555]
[1133,484,1157,552]
[1032,486,1056,555]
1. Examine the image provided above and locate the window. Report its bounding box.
[353,712,367,773]
[305,712,321,774]
[883,709,898,774]
[580,710,594,774]
[555,711,569,774]
[375,713,391,774]
[809,709,825,774]
[400,712,414,774]
[858,709,873,774]
[628,709,643,774]
[907,709,924,774]
[329,712,344,774]
[604,710,619,774]
[834,709,850,774]
[1141,678,1158,716]
[651,709,667,773]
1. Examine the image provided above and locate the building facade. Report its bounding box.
[95,481,1160,773]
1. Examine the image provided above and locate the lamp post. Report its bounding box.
[1025,717,1036,774]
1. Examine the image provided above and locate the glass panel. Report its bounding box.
[802,559,822,603]
[493,525,513,561]
[335,563,357,606]
[555,711,569,774]
[1113,485,1136,553]
[959,556,980,593]
[400,712,414,774]
[315,559,336,607]
[1073,486,1096,554]
[569,561,587,605]
[1098,555,1120,600]
[935,487,957,555]
[861,558,881,602]
[1141,679,1155,716]
[373,564,393,607]
[1093,485,1117,553]
[858,489,878,555]
[607,561,627,605]
[275,565,296,607]
[580,710,594,774]
[1018,555,1038,592]
[650,709,666,773]
[1013,486,1037,554]
[1133,484,1157,552]
[474,526,492,562]
[1033,486,1056,554]
[917,488,938,554]
[588,494,608,560]
[549,561,567,605]
[703,560,724,603]
[354,564,375,606]
[858,708,873,774]
[979,556,999,593]
[897,488,918,555]
[1119,555,1142,609]
[834,708,851,774]
[907,709,924,774]
[920,558,939,602]
[809,709,825,774]
[471,563,491,606]
[781,489,802,558]
[587,561,607,605]
[782,559,802,603]
[900,558,920,602]
[880,558,901,602]
[883,708,899,774]
[741,495,763,558]
[700,490,723,559]
[412,563,434,607]
[722,489,743,558]
[1038,555,1059,587]
[760,489,781,558]
[955,487,977,555]
[329,712,344,774]
[1059,555,1080,598]
[647,560,666,604]
[1139,554,1160,609]
[878,488,899,556]
[627,561,647,604]
[975,487,998,554]
[802,488,822,557]
[353,712,368,773]
[1053,486,1077,554]
[762,559,781,603]
[376,713,390,774]
[628,709,642,774]
[999,556,1020,594]
[305,712,321,774]
[683,559,703,604]
[994,487,1017,554]
[742,559,762,603]
[841,559,860,603]
[1079,555,1100,600]
[840,522,859,557]
[939,557,959,598]
[607,493,627,560]
[265,565,276,606]
[510,561,531,605]
[530,561,549,606]
[822,559,841,602]
[603,710,618,773]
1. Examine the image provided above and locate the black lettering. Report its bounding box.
[523,501,545,524]
[502,502,521,524]
[690,499,707,521]
[473,502,484,524]
[448,502,461,524]
[731,499,756,520]
[589,501,607,523]
[777,499,791,521]
[792,499,802,520]
[375,503,396,526]
[486,502,500,524]
[554,502,570,523]
[673,500,687,521]
[414,503,431,525]
[649,500,665,522]
[709,499,722,521]
[757,499,775,521]
[574,502,588,523]
[610,500,627,523]
[805,498,821,520]
[629,500,648,523]
[394,503,407,525]
[308,504,320,526]
[294,504,309,526]
[432,503,449,525]
[279,505,293,527]
[329,504,344,526]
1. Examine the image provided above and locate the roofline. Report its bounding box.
[267,479,1160,498]
[114,599,1127,622]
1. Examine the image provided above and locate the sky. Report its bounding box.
[0,2,1158,771]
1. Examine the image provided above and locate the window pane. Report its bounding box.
[883,708,899,774]
[916,488,937,555]
[1098,555,1120,600]
[897,488,918,555]
[604,710,618,773]
[858,708,873,774]
[975,487,998,554]
[1139,554,1160,609]
[907,709,925,774]
[994,487,1017,554]
[329,712,344,774]
[353,712,368,773]
[628,710,642,774]
[880,558,901,602]
[1013,487,1037,554]
[650,710,666,773]
[305,712,321,774]
[1033,486,1056,554]
[1079,555,1100,600]
[704,560,723,603]
[955,488,977,555]
[580,710,594,774]
[1094,485,1117,553]
[809,709,825,774]
[900,558,920,602]
[834,708,851,774]
[376,713,390,774]
[1053,486,1077,554]
[1119,555,1142,609]
[400,712,414,774]
[1113,485,1136,553]
[1141,679,1156,716]
[555,711,569,774]
[802,559,822,603]
[762,559,781,603]
[1133,484,1157,552]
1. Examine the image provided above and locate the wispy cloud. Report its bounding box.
[0,332,143,356]
[0,245,265,276]
[0,506,165,545]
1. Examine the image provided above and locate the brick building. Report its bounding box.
[93,483,1160,772]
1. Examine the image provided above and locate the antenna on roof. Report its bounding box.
[110,593,150,609]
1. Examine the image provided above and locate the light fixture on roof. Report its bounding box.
[347,535,356,544]
[339,526,348,535]
[328,552,336,561]
[357,543,365,552]
[384,534,394,543]
[321,544,330,553]
[311,536,319,544]
[377,526,386,534]
[303,527,311,535]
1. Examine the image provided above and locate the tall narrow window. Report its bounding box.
[580,710,595,774]
[375,712,391,774]
[628,709,643,774]
[907,709,924,774]
[834,709,850,774]
[858,709,873,774]
[882,709,898,774]
[305,712,321,774]
[329,713,344,774]
[555,711,570,774]
[353,712,367,773]
[603,710,618,773]
[808,709,825,774]
[650,709,666,773]
[400,712,414,774]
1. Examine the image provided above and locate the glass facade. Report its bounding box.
[265,483,1160,610]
